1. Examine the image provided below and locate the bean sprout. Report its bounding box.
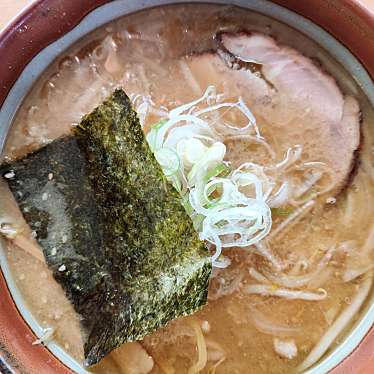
[249,267,271,284]
[266,145,302,173]
[260,246,335,288]
[188,320,208,374]
[298,276,372,371]
[244,284,327,301]
[343,265,374,282]
[249,306,300,336]
[289,162,336,205]
[267,181,290,208]
[207,357,226,374]
[268,200,315,242]
[0,222,45,262]
[253,241,284,271]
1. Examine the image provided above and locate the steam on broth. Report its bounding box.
[1,4,374,374]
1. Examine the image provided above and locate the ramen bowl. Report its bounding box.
[0,1,373,373]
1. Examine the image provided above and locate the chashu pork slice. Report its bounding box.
[183,32,361,195]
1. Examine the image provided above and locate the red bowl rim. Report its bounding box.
[0,0,373,373]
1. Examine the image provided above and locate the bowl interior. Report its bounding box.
[0,1,373,373]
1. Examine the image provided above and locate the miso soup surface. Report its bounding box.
[1,4,374,374]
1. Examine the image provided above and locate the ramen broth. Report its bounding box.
[1,4,374,374]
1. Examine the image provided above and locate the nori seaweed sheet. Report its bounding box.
[0,89,212,366]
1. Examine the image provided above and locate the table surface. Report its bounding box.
[1,0,374,30]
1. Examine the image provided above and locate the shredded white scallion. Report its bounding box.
[145,87,273,267]
[143,87,336,268]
